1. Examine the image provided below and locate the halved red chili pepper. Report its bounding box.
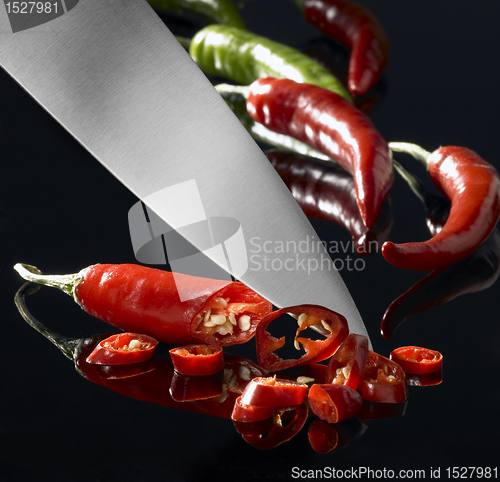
[242,404,309,450]
[240,376,308,408]
[359,351,408,404]
[390,346,443,375]
[296,0,389,97]
[255,304,349,371]
[86,332,159,365]
[231,396,275,423]
[14,263,272,347]
[308,383,363,423]
[244,78,393,228]
[325,333,369,389]
[169,344,224,376]
[384,143,500,271]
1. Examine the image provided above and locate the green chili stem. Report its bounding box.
[13,263,86,306]
[175,36,192,51]
[392,158,430,205]
[389,142,432,169]
[14,282,81,361]
[215,83,251,98]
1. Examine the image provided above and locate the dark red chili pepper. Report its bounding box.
[308,383,363,423]
[86,332,159,365]
[295,0,389,97]
[231,396,275,423]
[245,77,393,228]
[381,161,500,339]
[241,404,309,450]
[325,333,369,389]
[255,304,349,371]
[384,143,500,271]
[265,149,393,256]
[169,344,224,376]
[14,263,272,347]
[240,376,308,408]
[359,351,408,404]
[390,346,443,375]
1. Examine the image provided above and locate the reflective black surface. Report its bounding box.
[2,1,500,480]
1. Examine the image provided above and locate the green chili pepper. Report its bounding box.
[219,89,331,160]
[147,0,246,30]
[189,24,352,102]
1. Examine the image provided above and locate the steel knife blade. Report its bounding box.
[0,0,371,345]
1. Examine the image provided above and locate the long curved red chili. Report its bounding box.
[265,149,393,255]
[14,263,272,347]
[384,143,500,271]
[246,77,393,228]
[298,0,389,97]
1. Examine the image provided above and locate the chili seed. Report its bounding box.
[214,297,228,308]
[228,313,237,326]
[203,309,211,324]
[321,320,331,332]
[238,315,251,332]
[210,314,227,326]
[129,339,141,350]
[297,376,314,384]
[239,365,251,381]
[297,313,308,327]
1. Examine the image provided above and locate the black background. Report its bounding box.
[1,1,500,481]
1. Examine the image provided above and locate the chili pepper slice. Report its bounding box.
[14,263,272,347]
[265,150,393,256]
[231,396,275,422]
[384,143,500,271]
[169,344,224,376]
[147,0,246,29]
[240,376,308,408]
[390,346,443,375]
[86,332,159,365]
[308,383,363,423]
[243,77,393,228]
[242,404,309,450]
[255,304,349,372]
[359,351,408,404]
[325,333,369,389]
[189,24,351,101]
[295,0,389,97]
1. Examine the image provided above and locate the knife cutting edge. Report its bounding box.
[0,0,371,346]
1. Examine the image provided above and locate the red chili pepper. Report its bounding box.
[384,143,500,271]
[265,149,393,256]
[298,0,389,97]
[359,351,408,404]
[86,332,159,365]
[241,404,309,450]
[14,263,272,347]
[169,344,224,376]
[325,333,369,389]
[231,396,275,422]
[246,77,393,228]
[308,383,363,423]
[240,376,308,408]
[390,346,443,375]
[255,304,349,371]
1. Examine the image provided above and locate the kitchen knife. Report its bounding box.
[0,0,371,345]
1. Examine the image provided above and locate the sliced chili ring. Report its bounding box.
[255,304,349,371]
[240,376,308,408]
[359,351,408,404]
[169,344,224,376]
[325,334,369,390]
[390,346,443,374]
[308,384,363,424]
[231,396,275,422]
[86,332,159,365]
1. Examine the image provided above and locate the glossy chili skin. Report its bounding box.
[189,24,351,101]
[169,344,224,376]
[359,351,408,404]
[266,150,393,255]
[390,346,443,375]
[74,264,272,347]
[383,146,500,271]
[147,0,246,29]
[240,376,308,408]
[247,77,393,228]
[308,383,363,423]
[255,304,349,371]
[299,0,389,97]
